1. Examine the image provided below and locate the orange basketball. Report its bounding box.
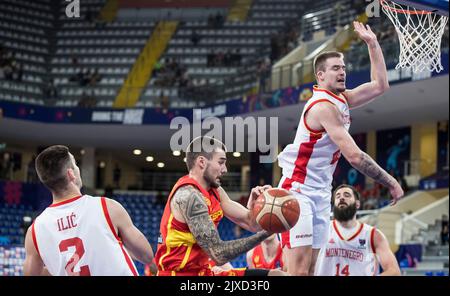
[252,188,300,233]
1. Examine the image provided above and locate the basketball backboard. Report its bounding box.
[394,0,449,16]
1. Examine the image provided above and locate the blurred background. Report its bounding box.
[0,0,448,276]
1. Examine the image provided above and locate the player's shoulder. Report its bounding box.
[172,185,202,199]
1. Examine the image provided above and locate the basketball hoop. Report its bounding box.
[380,0,448,73]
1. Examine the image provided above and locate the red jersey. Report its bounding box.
[251,242,284,269]
[155,175,223,276]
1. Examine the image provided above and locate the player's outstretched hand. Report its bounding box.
[247,185,272,210]
[389,182,404,206]
[353,21,377,44]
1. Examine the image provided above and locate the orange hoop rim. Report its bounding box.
[380,0,433,15]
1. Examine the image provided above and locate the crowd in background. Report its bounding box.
[0,44,23,83]
[153,58,190,89]
[207,49,242,67]
[270,20,300,62]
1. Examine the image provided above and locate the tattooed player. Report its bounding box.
[155,136,288,276]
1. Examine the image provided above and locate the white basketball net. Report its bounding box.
[380,0,448,73]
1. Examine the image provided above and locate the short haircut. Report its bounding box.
[313,51,344,76]
[35,145,74,193]
[332,184,360,202]
[185,136,227,171]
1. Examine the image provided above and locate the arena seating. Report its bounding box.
[1,0,307,107]
[0,0,51,105]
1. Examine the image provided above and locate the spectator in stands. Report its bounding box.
[89,68,102,86]
[160,92,170,114]
[257,57,271,93]
[233,49,242,66]
[78,91,96,108]
[43,79,58,100]
[0,152,12,180]
[71,56,79,67]
[441,215,449,245]
[208,14,215,28]
[104,184,114,198]
[191,30,201,46]
[10,63,23,82]
[81,69,92,86]
[207,50,214,67]
[27,155,38,183]
[153,58,164,77]
[113,164,121,189]
[215,12,225,29]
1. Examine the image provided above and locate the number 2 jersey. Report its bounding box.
[314,220,379,276]
[31,195,138,276]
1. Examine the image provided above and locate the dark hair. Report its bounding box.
[313,51,344,76]
[332,184,360,202]
[185,136,227,171]
[35,145,74,193]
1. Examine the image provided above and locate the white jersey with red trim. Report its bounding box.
[314,220,379,276]
[277,86,351,192]
[32,195,138,276]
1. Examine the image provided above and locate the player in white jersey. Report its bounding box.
[277,21,404,276]
[315,184,400,276]
[23,145,157,276]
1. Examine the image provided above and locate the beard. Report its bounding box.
[203,164,221,188]
[333,202,357,222]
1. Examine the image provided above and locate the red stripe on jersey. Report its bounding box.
[31,222,40,257]
[370,228,377,254]
[281,177,293,191]
[303,99,335,134]
[281,230,292,249]
[313,86,347,104]
[332,220,345,241]
[291,133,322,184]
[100,197,138,276]
[100,197,120,241]
[49,195,82,207]
[118,243,139,276]
[348,223,364,241]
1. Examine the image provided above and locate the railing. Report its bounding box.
[271,23,354,90]
[398,213,429,244]
[137,171,247,192]
[396,196,449,244]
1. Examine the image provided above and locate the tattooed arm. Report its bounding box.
[218,186,271,233]
[171,186,271,265]
[311,103,404,205]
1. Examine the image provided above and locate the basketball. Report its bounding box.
[252,188,300,233]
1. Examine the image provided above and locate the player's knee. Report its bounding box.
[292,270,309,276]
[308,265,316,276]
[268,269,289,276]
[288,266,309,276]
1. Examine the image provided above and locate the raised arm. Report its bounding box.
[106,198,155,266]
[218,186,271,233]
[23,226,45,276]
[311,103,404,204]
[171,186,271,265]
[344,21,390,109]
[373,229,401,276]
